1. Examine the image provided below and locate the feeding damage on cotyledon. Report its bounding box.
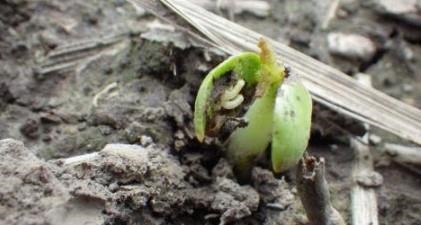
[194,38,312,178]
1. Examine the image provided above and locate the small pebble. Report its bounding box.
[369,134,382,145]
[370,0,421,27]
[402,84,414,93]
[109,182,119,192]
[356,171,383,187]
[372,0,417,15]
[140,135,153,146]
[327,32,377,62]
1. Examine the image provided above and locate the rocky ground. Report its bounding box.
[0,0,421,225]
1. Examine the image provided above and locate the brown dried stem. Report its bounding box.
[296,155,346,225]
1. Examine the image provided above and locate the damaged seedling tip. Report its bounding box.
[194,38,313,177]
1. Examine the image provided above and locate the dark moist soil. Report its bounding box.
[0,0,421,225]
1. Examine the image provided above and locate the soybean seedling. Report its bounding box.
[194,39,312,177]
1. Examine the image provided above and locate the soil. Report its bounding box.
[0,0,420,225]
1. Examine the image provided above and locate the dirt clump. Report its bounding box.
[0,140,303,225]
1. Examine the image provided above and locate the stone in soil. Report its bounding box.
[327,32,377,62]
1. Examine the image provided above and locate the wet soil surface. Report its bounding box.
[0,0,421,225]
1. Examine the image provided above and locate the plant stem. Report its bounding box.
[226,81,279,177]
